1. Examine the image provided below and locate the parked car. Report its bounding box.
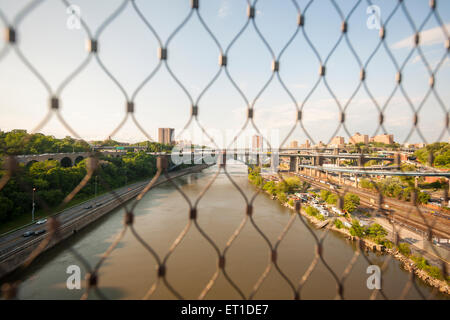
[36,219,47,225]
[22,231,34,237]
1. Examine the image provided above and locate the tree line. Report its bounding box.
[0,152,163,224]
[414,142,450,168]
[0,129,180,156]
[0,130,91,155]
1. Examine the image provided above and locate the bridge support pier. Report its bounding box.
[339,172,342,184]
[256,153,262,167]
[354,174,358,188]
[289,156,298,173]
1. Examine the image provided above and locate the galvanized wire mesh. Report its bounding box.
[0,0,449,300]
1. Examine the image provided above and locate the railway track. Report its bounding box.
[291,173,450,239]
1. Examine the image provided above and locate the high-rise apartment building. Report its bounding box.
[350,132,369,145]
[158,128,175,145]
[252,135,263,150]
[300,139,311,148]
[371,134,394,145]
[329,136,345,147]
[290,140,299,148]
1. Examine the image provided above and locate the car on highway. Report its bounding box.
[36,218,47,225]
[22,231,34,237]
[34,229,46,236]
[84,205,93,209]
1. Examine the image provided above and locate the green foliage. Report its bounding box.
[343,193,360,214]
[420,179,446,189]
[370,177,415,202]
[277,192,287,204]
[426,265,444,280]
[334,219,343,229]
[397,243,411,256]
[364,223,388,244]
[349,219,365,237]
[414,142,450,168]
[262,181,277,195]
[0,152,159,224]
[288,199,294,207]
[0,130,90,155]
[417,191,430,204]
[135,141,173,152]
[360,178,375,189]
[382,240,394,249]
[364,160,379,167]
[276,177,309,194]
[248,167,263,187]
[305,206,319,217]
[320,189,331,202]
[326,193,338,205]
[365,223,387,239]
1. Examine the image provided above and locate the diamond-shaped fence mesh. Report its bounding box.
[0,0,449,300]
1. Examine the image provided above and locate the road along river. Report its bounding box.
[4,162,448,299]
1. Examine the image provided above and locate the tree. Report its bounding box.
[343,193,360,214]
[365,223,387,240]
[320,189,331,202]
[0,150,162,227]
[397,243,411,256]
[263,181,277,195]
[277,192,287,203]
[0,195,13,222]
[414,142,450,168]
[349,219,365,237]
[417,191,430,204]
[334,219,343,229]
[326,193,338,205]
[360,178,375,189]
[305,206,319,217]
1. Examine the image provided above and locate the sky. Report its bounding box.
[0,0,449,149]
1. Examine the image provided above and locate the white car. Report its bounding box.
[36,219,47,225]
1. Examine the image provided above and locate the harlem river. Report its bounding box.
[11,163,447,299]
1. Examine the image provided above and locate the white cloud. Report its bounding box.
[392,23,450,50]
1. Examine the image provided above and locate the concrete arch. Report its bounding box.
[61,157,72,168]
[74,156,84,165]
[26,160,38,167]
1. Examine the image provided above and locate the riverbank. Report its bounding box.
[252,175,450,296]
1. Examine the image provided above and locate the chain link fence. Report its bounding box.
[0,0,449,300]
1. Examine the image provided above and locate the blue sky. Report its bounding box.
[0,0,449,148]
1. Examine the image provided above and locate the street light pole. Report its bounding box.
[32,187,36,222]
[94,175,98,205]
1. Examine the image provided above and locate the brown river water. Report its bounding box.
[9,163,448,299]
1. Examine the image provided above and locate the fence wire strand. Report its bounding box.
[0,0,449,300]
